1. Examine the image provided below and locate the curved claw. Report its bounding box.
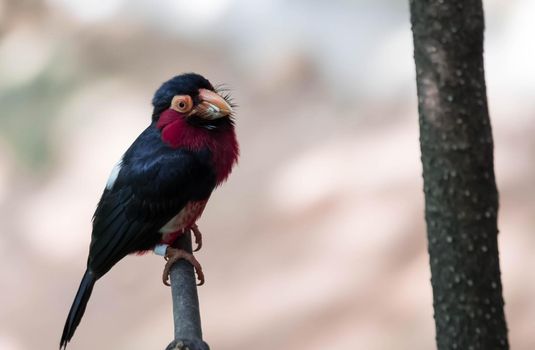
[162,247,205,286]
[191,224,203,252]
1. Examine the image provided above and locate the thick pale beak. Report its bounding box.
[193,88,232,119]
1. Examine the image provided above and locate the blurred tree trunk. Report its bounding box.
[409,0,509,349]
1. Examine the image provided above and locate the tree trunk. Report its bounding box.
[409,0,509,349]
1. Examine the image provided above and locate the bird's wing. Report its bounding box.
[87,147,216,277]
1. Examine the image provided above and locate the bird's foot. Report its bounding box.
[163,247,204,286]
[191,224,203,252]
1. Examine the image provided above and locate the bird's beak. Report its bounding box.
[192,88,232,119]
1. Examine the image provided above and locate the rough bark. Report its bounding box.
[165,231,210,350]
[409,0,509,349]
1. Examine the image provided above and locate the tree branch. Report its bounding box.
[165,230,210,350]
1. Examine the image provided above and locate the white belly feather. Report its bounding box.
[159,201,207,235]
[159,211,188,234]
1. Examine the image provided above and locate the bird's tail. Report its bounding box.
[60,269,96,349]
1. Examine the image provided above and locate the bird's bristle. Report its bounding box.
[215,85,238,110]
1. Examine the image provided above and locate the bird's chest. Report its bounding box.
[159,200,207,242]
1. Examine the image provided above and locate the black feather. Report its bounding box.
[60,270,96,349]
[61,122,217,347]
[87,125,216,276]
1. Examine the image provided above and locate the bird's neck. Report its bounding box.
[157,112,239,185]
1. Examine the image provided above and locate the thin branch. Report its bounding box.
[165,230,210,350]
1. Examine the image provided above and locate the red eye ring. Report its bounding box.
[171,95,193,113]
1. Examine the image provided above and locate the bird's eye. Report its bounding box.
[171,95,193,114]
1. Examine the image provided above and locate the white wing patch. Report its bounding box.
[106,160,122,190]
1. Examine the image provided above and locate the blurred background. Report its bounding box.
[0,0,534,349]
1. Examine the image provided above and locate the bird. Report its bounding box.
[60,73,239,349]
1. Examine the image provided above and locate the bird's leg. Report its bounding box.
[191,223,203,252]
[163,247,205,286]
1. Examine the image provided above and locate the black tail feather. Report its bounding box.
[60,270,96,349]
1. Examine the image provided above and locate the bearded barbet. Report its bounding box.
[60,73,239,349]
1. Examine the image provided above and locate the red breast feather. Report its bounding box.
[157,109,239,185]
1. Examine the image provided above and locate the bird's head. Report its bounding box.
[152,73,234,131]
[151,73,239,176]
